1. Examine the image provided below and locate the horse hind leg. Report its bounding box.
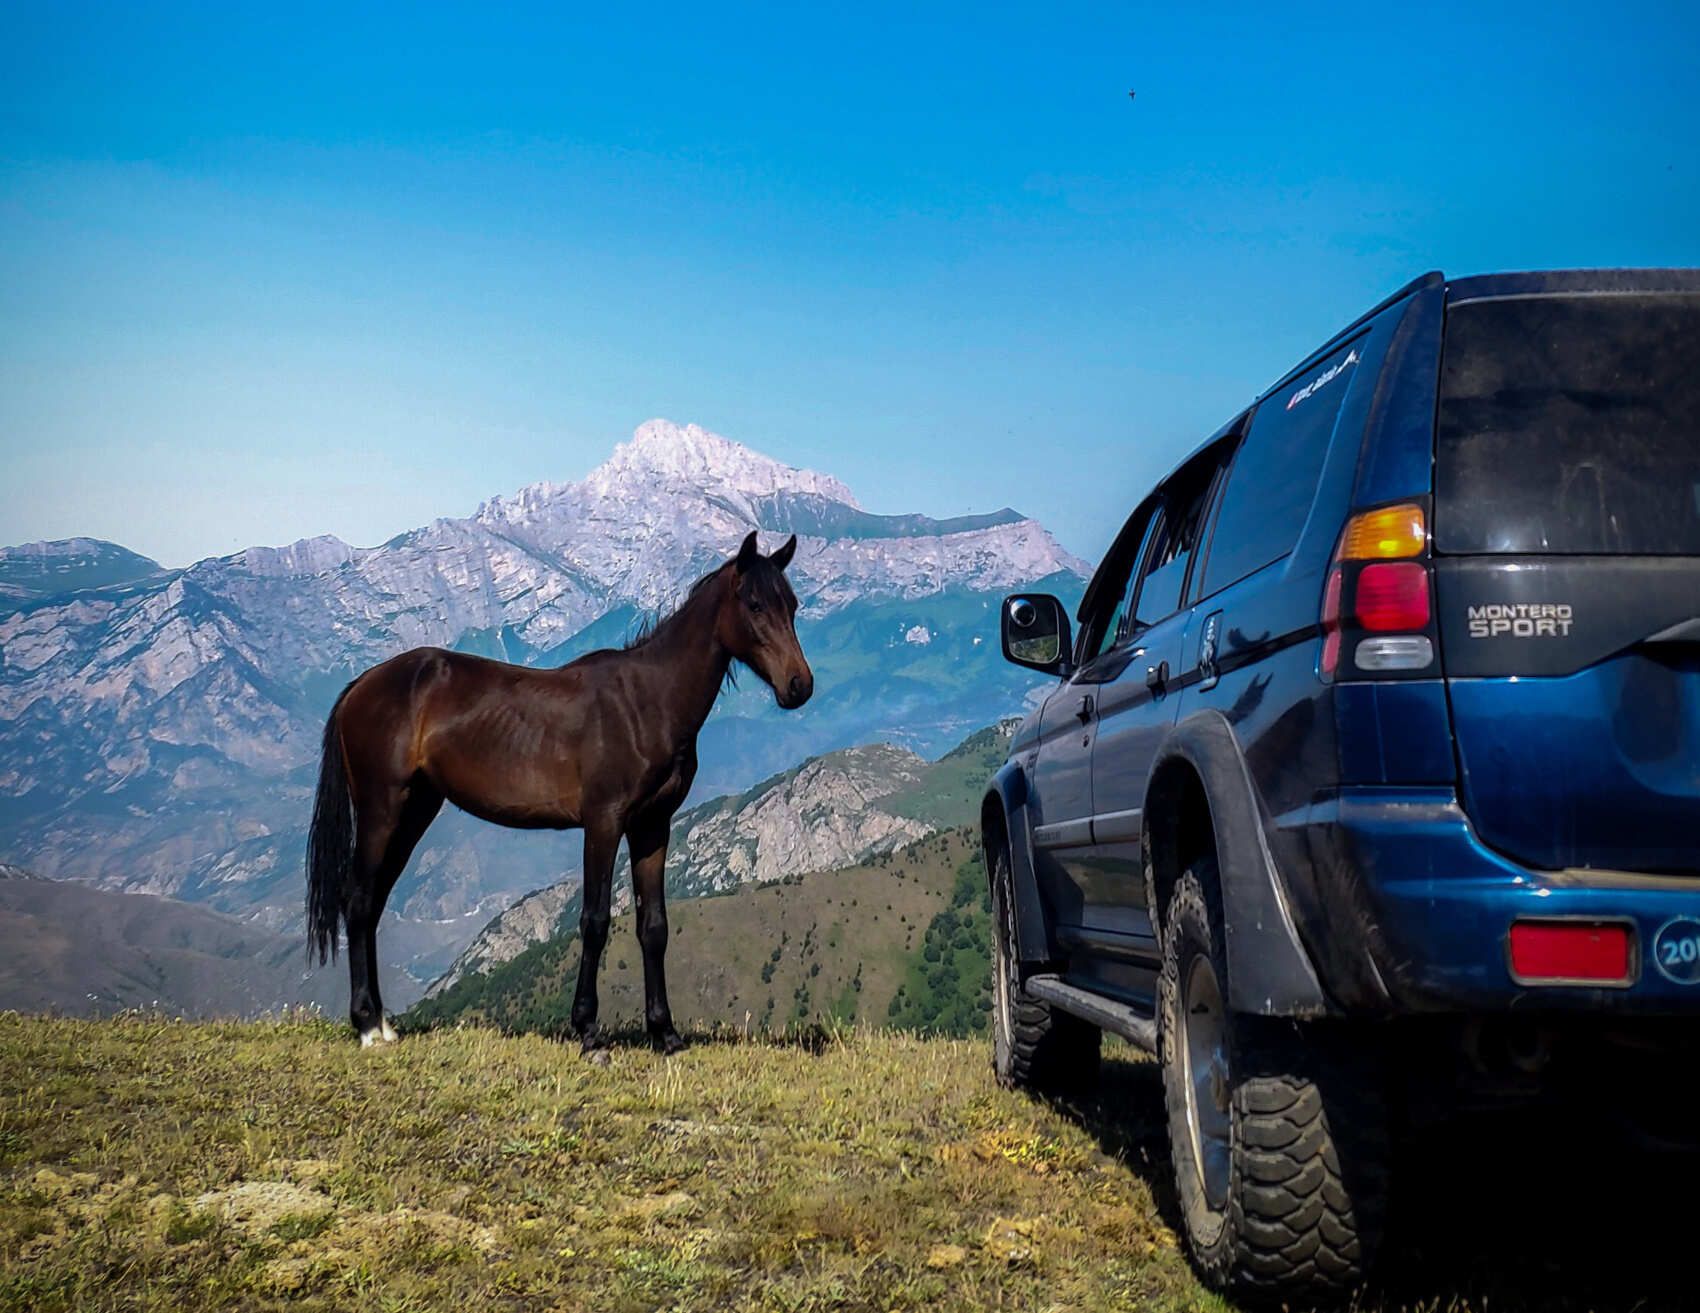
[629,817,684,1055]
[571,819,621,1057]
[347,780,443,1046]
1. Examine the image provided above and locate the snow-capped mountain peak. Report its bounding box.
[588,419,861,509]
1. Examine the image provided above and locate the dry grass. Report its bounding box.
[0,1013,1689,1313]
[0,1012,1217,1312]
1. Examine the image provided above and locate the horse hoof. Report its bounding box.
[584,1047,611,1067]
[380,1018,399,1044]
[653,1031,688,1056]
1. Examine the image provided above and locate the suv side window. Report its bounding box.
[1090,511,1164,658]
[1130,477,1214,629]
[1201,337,1363,596]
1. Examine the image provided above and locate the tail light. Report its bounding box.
[1320,502,1437,680]
[1356,562,1430,631]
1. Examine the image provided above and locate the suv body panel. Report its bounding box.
[988,267,1700,1022]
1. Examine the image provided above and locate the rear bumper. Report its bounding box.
[1278,788,1700,1015]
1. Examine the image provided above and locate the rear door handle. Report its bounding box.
[1145,660,1169,693]
[1076,694,1095,724]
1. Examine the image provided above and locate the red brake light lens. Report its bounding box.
[1319,567,1344,676]
[1354,562,1430,632]
[1509,921,1632,985]
[1321,567,1343,627]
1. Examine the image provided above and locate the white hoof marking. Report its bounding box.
[380,1018,399,1043]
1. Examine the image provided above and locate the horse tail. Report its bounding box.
[306,683,357,965]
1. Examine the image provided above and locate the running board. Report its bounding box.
[1025,975,1159,1054]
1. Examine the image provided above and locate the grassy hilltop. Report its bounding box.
[0,1013,1214,1313]
[2,1014,1694,1312]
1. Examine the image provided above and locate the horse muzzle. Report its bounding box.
[777,671,814,710]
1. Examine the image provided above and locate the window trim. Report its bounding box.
[1125,446,1232,633]
[1074,496,1160,664]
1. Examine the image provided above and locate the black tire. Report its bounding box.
[1159,861,1387,1301]
[989,841,1099,1093]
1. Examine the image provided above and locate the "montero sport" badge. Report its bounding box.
[1466,603,1575,639]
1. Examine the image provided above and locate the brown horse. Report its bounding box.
[306,532,812,1053]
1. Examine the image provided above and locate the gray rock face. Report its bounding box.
[425,882,580,997]
[670,744,933,896]
[1,420,1080,987]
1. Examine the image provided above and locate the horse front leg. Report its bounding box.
[571,819,620,1056]
[628,817,685,1055]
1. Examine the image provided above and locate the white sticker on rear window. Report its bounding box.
[1286,349,1359,411]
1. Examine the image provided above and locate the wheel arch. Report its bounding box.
[1144,711,1332,1017]
[983,760,1055,967]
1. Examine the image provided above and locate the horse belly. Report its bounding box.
[426,738,582,831]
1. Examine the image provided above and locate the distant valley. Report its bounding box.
[0,862,344,1018]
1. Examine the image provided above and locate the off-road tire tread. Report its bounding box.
[990,845,1100,1094]
[1160,865,1387,1301]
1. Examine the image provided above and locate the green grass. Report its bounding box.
[2,1013,1691,1312]
[0,1012,1217,1312]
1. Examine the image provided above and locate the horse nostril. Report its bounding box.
[788,675,811,703]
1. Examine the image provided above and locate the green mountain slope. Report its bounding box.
[426,722,1018,997]
[409,831,987,1036]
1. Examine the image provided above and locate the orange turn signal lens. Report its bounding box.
[1338,504,1426,560]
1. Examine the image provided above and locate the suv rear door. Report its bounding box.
[1433,288,1700,875]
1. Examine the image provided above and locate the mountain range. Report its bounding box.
[0,420,1083,998]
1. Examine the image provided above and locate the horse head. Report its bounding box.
[720,531,813,709]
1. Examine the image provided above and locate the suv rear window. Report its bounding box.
[1436,293,1700,555]
[1201,338,1363,596]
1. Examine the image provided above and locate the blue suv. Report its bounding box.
[983,269,1700,1300]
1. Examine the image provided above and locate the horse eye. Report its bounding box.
[749,601,765,614]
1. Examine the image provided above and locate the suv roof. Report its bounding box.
[1145,267,1700,498]
[1448,266,1700,301]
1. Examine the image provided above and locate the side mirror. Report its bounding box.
[1000,593,1073,676]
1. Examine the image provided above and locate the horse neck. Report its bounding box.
[635,573,734,739]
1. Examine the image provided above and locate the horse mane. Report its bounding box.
[621,554,796,695]
[624,563,722,652]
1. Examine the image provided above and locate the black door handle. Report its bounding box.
[1145,660,1169,693]
[1076,694,1095,724]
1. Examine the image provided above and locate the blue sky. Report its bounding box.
[3,2,1698,567]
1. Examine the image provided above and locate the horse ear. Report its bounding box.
[769,534,797,571]
[735,531,761,574]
